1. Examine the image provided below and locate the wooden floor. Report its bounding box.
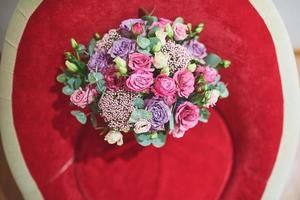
[0,53,300,200]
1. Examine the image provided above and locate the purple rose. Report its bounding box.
[108,37,136,59]
[120,18,144,31]
[87,51,109,72]
[145,98,171,130]
[185,40,207,60]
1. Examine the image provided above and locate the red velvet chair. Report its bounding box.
[1,0,300,199]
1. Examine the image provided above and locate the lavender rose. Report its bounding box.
[108,37,136,59]
[185,40,207,60]
[145,98,171,130]
[87,51,109,72]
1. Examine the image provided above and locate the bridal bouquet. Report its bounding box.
[56,13,230,148]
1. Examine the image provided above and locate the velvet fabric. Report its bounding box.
[12,0,283,199]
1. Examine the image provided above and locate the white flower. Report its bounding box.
[134,119,151,134]
[104,130,123,146]
[153,52,169,69]
[155,30,167,45]
[205,89,220,108]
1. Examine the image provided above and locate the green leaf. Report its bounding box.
[204,53,222,68]
[199,108,210,123]
[147,26,160,37]
[88,38,97,56]
[216,82,229,98]
[56,73,67,83]
[141,15,158,26]
[169,112,175,131]
[96,79,106,93]
[134,133,152,146]
[62,85,74,95]
[137,47,152,55]
[88,72,104,84]
[134,98,144,109]
[189,93,206,106]
[74,78,82,89]
[173,17,184,25]
[152,132,167,148]
[149,37,160,47]
[137,36,151,49]
[67,78,76,89]
[134,131,167,148]
[129,109,152,123]
[71,110,87,124]
[77,44,86,54]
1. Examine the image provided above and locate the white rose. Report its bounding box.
[134,119,151,134]
[104,130,123,146]
[155,30,167,45]
[205,89,220,108]
[153,52,169,69]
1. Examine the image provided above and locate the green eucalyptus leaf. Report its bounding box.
[137,36,151,49]
[67,78,76,89]
[134,98,144,109]
[88,72,104,84]
[71,110,87,124]
[129,109,152,123]
[216,82,229,98]
[199,108,210,123]
[88,38,97,56]
[137,47,152,55]
[56,73,67,83]
[62,85,74,95]
[134,133,152,146]
[149,37,160,47]
[152,132,167,148]
[74,78,82,89]
[96,79,106,93]
[204,53,222,68]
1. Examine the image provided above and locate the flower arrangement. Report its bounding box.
[56,12,230,148]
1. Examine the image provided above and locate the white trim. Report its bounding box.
[0,0,43,199]
[249,0,300,199]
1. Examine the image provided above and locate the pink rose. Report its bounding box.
[163,94,177,106]
[152,74,177,97]
[174,69,195,98]
[170,101,199,138]
[149,18,172,30]
[132,23,144,35]
[70,87,96,108]
[173,23,188,41]
[126,71,154,92]
[128,53,153,72]
[196,66,218,83]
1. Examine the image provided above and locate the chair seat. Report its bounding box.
[33,110,232,200]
